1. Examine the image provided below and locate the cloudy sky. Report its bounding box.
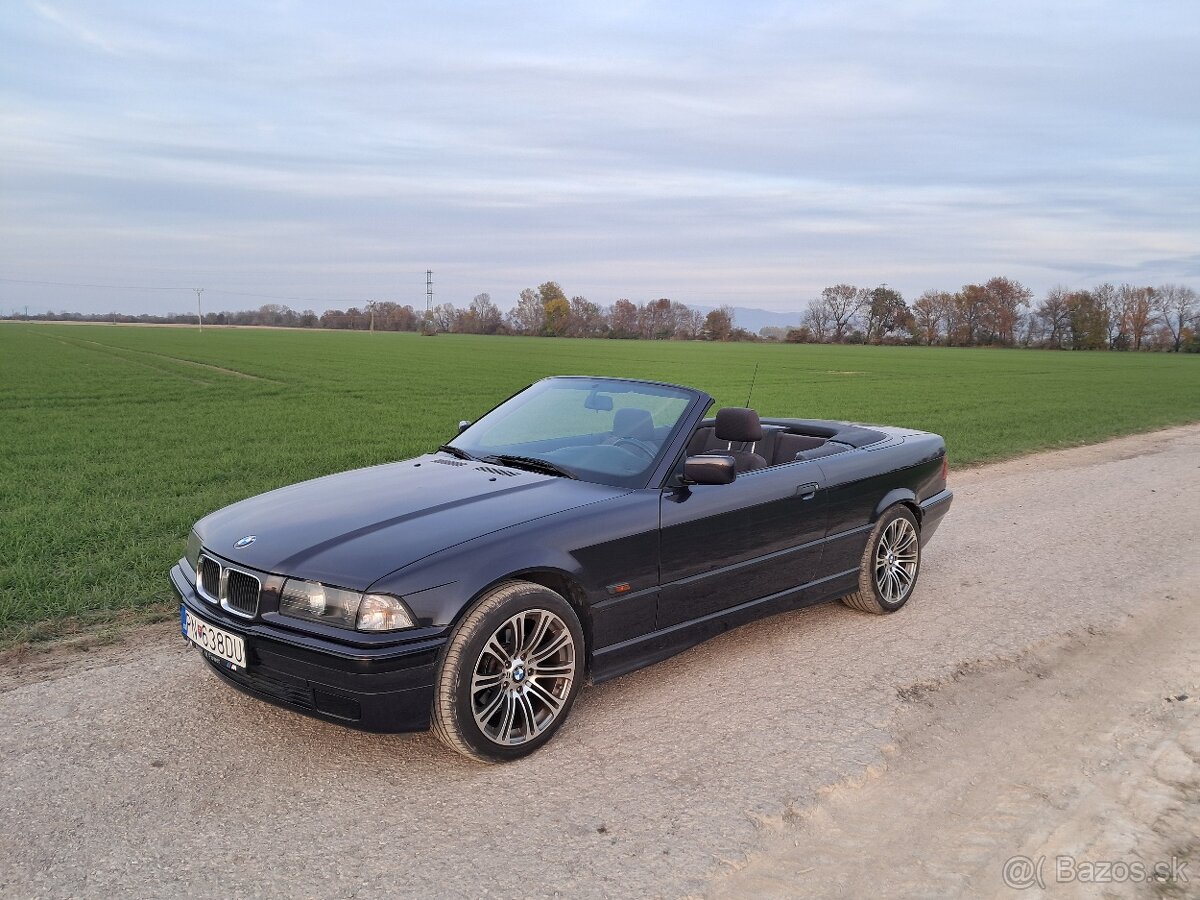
[1,1,1197,317]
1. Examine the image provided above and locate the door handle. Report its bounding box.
[797,483,819,501]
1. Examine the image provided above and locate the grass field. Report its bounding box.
[2,322,1198,645]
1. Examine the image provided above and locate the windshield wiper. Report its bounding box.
[437,444,477,461]
[484,454,578,480]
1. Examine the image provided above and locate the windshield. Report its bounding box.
[449,377,696,488]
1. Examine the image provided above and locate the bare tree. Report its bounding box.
[820,284,866,342]
[803,298,830,342]
[507,288,544,334]
[567,295,605,337]
[431,302,457,333]
[1154,284,1197,352]
[674,303,704,340]
[1034,286,1072,348]
[1089,283,1121,348]
[467,292,502,334]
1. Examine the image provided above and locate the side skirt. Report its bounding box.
[589,567,861,683]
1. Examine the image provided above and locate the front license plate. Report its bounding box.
[182,607,246,670]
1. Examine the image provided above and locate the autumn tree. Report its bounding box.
[949,285,988,346]
[863,285,911,344]
[911,290,950,345]
[543,296,570,336]
[607,299,639,338]
[980,277,1031,346]
[639,298,675,339]
[703,306,735,341]
[1065,290,1109,350]
[1119,284,1156,350]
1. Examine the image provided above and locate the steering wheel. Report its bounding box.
[612,437,656,460]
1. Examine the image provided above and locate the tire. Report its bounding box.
[432,580,585,762]
[841,505,921,614]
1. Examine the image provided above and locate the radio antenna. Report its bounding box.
[744,362,760,408]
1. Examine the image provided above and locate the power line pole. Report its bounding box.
[426,270,433,315]
[194,288,204,332]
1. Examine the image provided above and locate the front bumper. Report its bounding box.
[170,564,445,733]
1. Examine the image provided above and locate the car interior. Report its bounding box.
[684,407,856,472]
[598,405,861,475]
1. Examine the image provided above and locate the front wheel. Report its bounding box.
[841,505,921,614]
[432,581,584,762]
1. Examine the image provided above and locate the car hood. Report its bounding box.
[195,455,627,590]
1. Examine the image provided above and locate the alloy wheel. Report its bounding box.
[874,517,919,603]
[470,608,577,746]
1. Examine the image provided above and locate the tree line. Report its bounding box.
[784,279,1198,352]
[8,278,1198,351]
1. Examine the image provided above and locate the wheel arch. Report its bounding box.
[451,568,595,676]
[872,489,922,528]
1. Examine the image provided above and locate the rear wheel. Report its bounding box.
[432,580,584,762]
[842,505,921,614]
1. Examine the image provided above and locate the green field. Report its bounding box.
[3,323,1198,645]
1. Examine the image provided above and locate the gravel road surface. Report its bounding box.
[2,424,1198,899]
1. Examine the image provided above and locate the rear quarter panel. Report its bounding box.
[817,433,946,573]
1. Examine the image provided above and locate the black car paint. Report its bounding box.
[172,377,952,733]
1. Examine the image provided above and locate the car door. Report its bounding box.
[656,459,828,628]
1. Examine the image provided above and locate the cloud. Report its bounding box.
[1,0,1197,315]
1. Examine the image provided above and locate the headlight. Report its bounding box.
[356,594,415,631]
[279,580,415,632]
[280,579,361,628]
[186,530,202,571]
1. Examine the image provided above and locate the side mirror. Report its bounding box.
[683,454,736,485]
[457,420,471,434]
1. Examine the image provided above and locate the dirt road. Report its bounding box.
[2,425,1198,899]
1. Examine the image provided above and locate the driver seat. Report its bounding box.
[607,407,655,444]
[714,407,768,473]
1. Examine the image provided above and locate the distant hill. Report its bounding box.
[692,305,805,334]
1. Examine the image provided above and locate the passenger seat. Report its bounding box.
[709,408,769,473]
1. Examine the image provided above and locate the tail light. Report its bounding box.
[941,454,949,483]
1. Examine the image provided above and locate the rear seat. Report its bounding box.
[687,423,843,466]
[770,433,825,464]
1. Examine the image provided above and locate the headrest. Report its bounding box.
[612,407,655,441]
[715,407,763,443]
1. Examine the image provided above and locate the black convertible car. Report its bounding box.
[172,376,952,761]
